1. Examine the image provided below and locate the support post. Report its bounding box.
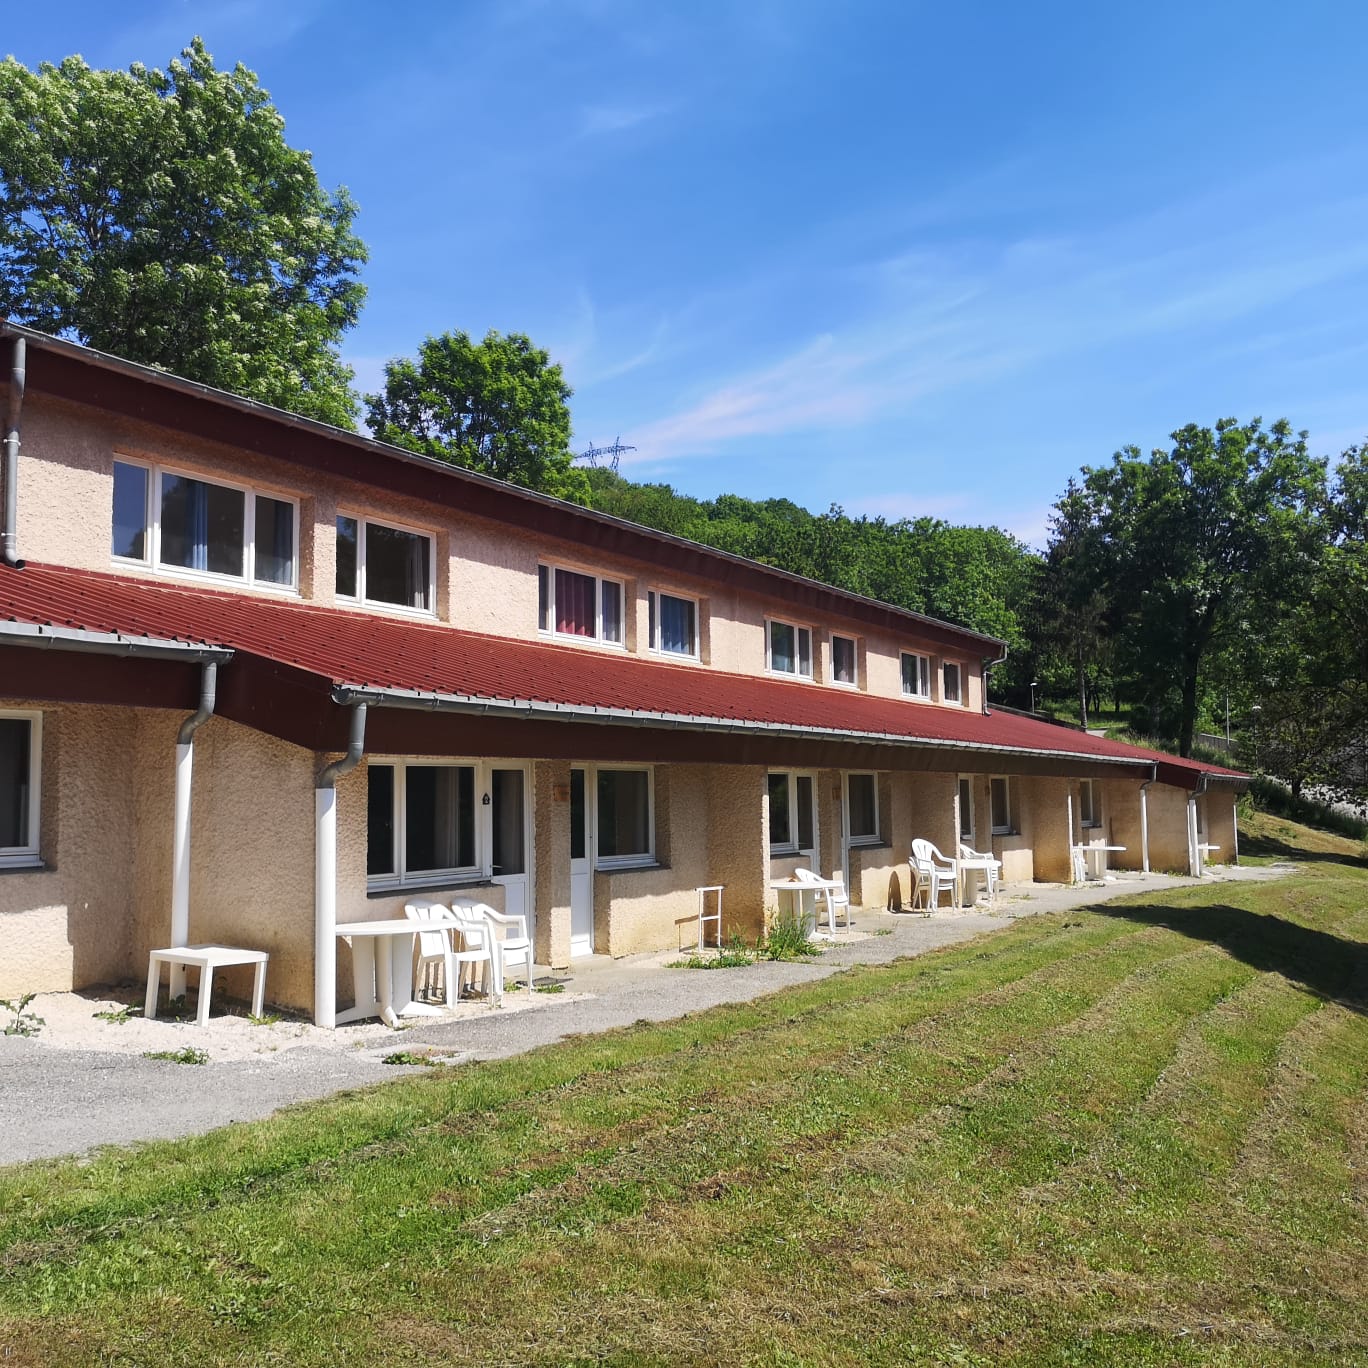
[1139,785,1151,874]
[315,703,367,1027]
[168,662,217,998]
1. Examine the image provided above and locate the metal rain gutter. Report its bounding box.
[329,683,1157,772]
[2,335,26,566]
[0,618,233,663]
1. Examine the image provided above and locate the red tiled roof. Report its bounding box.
[0,562,1246,785]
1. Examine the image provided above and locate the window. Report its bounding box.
[596,768,654,867]
[768,772,815,853]
[1079,779,1100,828]
[112,459,297,589]
[539,564,624,645]
[942,661,962,704]
[990,776,1015,835]
[336,516,433,612]
[958,777,975,843]
[846,772,880,846]
[648,590,698,657]
[767,619,813,677]
[901,652,931,699]
[831,634,858,687]
[368,761,478,885]
[0,712,41,869]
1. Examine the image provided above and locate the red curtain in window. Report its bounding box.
[556,568,596,636]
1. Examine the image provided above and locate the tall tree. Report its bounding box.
[1054,418,1326,756]
[365,331,589,504]
[0,39,367,426]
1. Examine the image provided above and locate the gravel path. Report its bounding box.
[0,867,1282,1166]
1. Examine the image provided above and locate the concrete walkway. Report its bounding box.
[0,866,1282,1166]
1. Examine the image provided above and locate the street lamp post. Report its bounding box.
[1030,680,1039,714]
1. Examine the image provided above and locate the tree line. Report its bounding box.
[3,40,1362,801]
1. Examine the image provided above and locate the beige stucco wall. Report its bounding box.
[1145,787,1192,874]
[1202,792,1238,867]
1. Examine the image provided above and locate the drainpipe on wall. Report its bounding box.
[980,647,1009,715]
[167,662,218,997]
[1186,772,1211,877]
[315,703,367,1028]
[1065,789,1075,882]
[2,335,27,567]
[1139,764,1156,874]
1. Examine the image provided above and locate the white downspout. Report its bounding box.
[314,704,367,1028]
[1187,773,1211,877]
[1065,789,1075,882]
[2,335,27,567]
[1231,796,1240,864]
[1139,764,1156,875]
[167,662,217,997]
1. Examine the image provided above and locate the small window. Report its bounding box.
[0,712,41,868]
[539,564,625,645]
[648,590,699,657]
[111,458,297,589]
[1079,779,1100,828]
[769,772,815,853]
[901,652,931,699]
[767,619,813,677]
[943,662,962,705]
[366,760,478,884]
[596,768,653,866]
[958,777,975,843]
[832,635,858,687]
[846,772,880,845]
[336,516,433,612]
[990,776,1014,835]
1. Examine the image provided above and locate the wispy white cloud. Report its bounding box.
[578,102,673,137]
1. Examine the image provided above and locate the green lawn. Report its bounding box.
[2,815,1365,1367]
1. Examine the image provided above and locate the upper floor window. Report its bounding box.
[768,771,815,854]
[846,771,881,846]
[336,516,433,613]
[767,619,812,678]
[901,652,931,699]
[831,634,858,687]
[1080,779,1100,828]
[0,712,41,869]
[990,776,1016,835]
[112,459,296,589]
[648,590,698,658]
[539,564,623,645]
[942,661,962,705]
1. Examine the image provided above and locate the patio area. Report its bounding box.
[0,863,1284,1166]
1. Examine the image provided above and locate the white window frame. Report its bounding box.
[767,770,817,855]
[942,660,963,705]
[990,775,1016,836]
[901,651,931,699]
[593,765,655,870]
[766,617,814,679]
[538,562,627,648]
[1079,779,1101,828]
[0,710,41,869]
[830,634,859,689]
[958,775,975,845]
[335,512,436,617]
[367,757,492,891]
[111,456,300,593]
[647,588,700,659]
[845,770,881,847]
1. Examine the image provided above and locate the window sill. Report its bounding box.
[0,858,47,875]
[367,874,489,897]
[338,597,438,622]
[595,859,662,875]
[112,559,301,597]
[848,839,888,852]
[539,631,627,652]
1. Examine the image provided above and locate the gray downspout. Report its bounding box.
[981,647,1009,715]
[315,703,368,1027]
[167,662,218,998]
[2,336,27,566]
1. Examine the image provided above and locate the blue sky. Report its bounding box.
[7,1,1368,545]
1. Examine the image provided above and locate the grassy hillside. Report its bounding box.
[1,816,1364,1366]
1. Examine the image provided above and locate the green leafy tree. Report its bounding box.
[365,331,589,503]
[1055,418,1326,756]
[0,38,367,426]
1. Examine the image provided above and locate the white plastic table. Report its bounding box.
[145,944,268,1026]
[1072,844,1127,881]
[768,877,842,937]
[954,855,1001,906]
[335,918,453,1027]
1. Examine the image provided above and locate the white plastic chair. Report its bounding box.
[404,899,456,1004]
[910,839,957,911]
[460,901,532,1006]
[958,842,1001,904]
[446,903,497,1004]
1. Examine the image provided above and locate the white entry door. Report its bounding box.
[490,766,531,928]
[569,767,594,957]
